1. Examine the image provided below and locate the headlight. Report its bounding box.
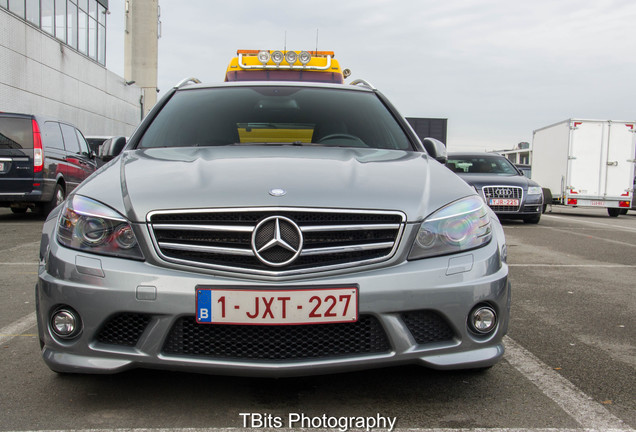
[57,195,144,260]
[408,196,492,260]
[527,186,542,195]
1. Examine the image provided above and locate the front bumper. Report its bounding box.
[37,223,510,377]
[490,194,543,218]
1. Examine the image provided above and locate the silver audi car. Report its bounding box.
[36,79,510,376]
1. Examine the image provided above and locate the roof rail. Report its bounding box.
[174,77,202,89]
[350,79,376,90]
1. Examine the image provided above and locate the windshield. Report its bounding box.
[138,86,413,151]
[447,155,520,175]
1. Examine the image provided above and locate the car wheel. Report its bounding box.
[39,183,65,216]
[523,214,541,224]
[619,209,628,215]
[10,207,28,214]
[608,208,620,217]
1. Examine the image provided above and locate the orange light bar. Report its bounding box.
[236,50,261,55]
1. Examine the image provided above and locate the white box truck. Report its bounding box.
[531,119,636,217]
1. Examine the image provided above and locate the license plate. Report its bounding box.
[489,198,519,206]
[576,200,617,207]
[589,201,606,207]
[196,287,358,325]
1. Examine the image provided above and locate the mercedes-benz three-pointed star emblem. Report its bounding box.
[252,216,303,267]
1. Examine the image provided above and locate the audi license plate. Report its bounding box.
[490,198,519,206]
[196,287,358,325]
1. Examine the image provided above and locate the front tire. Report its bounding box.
[39,183,65,216]
[523,214,541,224]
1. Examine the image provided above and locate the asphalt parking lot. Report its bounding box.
[0,206,634,432]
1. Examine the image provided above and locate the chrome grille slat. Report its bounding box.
[158,242,254,256]
[301,223,401,232]
[153,224,253,233]
[148,207,405,276]
[300,242,396,256]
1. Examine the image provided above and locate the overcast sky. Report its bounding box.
[106,0,636,151]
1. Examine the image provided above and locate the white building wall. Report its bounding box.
[0,8,142,137]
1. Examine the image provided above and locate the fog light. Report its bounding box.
[271,50,284,65]
[299,51,311,65]
[469,306,497,334]
[51,309,81,338]
[285,51,297,65]
[257,50,270,64]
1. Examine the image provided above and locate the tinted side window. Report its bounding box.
[41,122,65,150]
[75,129,90,155]
[60,124,80,154]
[0,117,33,149]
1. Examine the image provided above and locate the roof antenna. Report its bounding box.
[315,29,319,54]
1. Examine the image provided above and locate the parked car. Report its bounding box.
[447,152,543,224]
[37,80,510,376]
[84,135,111,155]
[0,112,97,214]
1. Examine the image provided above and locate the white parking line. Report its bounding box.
[3,427,635,432]
[0,311,37,344]
[0,240,41,254]
[509,264,636,268]
[504,336,630,430]
[542,214,636,233]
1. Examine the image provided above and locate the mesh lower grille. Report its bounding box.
[163,315,391,360]
[401,310,455,344]
[96,313,151,346]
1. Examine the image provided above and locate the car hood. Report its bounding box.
[455,172,539,189]
[76,146,475,223]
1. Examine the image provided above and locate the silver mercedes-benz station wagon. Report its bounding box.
[37,79,510,376]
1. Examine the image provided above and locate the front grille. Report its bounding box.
[482,186,523,212]
[402,310,455,344]
[163,315,391,360]
[148,208,405,276]
[96,313,151,346]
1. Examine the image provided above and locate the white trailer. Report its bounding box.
[531,119,636,217]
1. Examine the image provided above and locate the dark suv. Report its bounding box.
[0,113,97,214]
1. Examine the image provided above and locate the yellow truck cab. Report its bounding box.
[225,49,349,84]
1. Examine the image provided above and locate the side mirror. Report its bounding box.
[421,137,447,164]
[99,136,127,162]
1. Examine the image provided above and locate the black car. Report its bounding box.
[447,152,543,223]
[0,112,97,214]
